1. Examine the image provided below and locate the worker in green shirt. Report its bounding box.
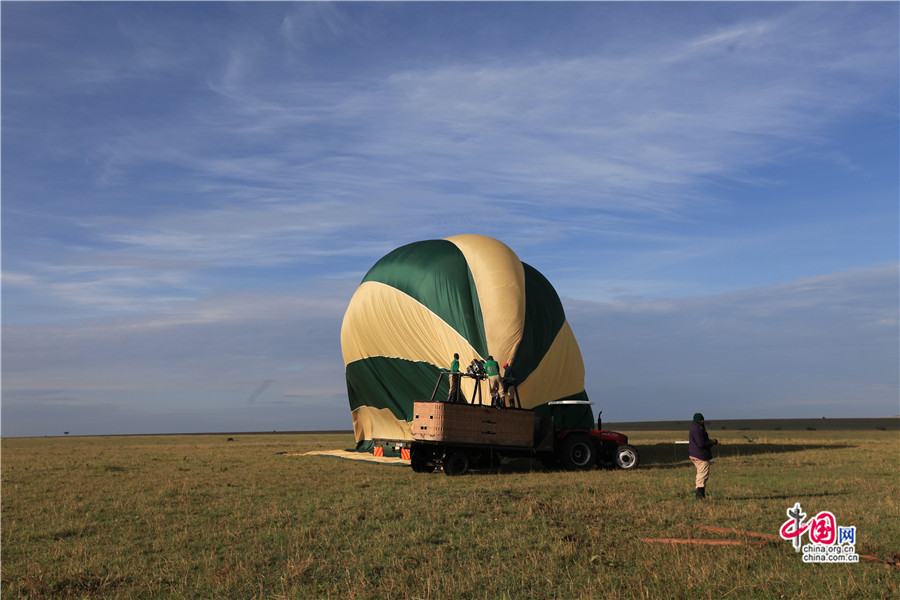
[447,353,461,402]
[484,355,501,406]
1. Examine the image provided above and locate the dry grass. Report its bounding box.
[2,426,898,599]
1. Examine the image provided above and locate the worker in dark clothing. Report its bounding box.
[484,355,501,406]
[501,363,517,408]
[689,413,719,500]
[447,353,461,402]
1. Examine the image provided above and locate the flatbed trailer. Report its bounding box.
[406,400,549,475]
[394,398,638,476]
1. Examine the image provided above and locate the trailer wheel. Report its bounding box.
[444,451,469,476]
[615,444,639,470]
[411,454,434,473]
[560,434,596,470]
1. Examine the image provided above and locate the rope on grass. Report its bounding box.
[641,538,771,547]
[859,554,900,569]
[694,525,780,540]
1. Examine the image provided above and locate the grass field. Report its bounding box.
[2,422,898,599]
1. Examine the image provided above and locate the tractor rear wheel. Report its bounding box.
[596,440,617,469]
[560,434,596,470]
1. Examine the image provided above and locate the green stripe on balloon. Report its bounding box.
[361,240,489,358]
[346,357,447,422]
[511,262,567,383]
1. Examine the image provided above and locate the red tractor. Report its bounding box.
[546,406,640,471]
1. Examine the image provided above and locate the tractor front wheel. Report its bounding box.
[615,444,639,470]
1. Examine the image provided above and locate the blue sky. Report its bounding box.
[2,2,898,437]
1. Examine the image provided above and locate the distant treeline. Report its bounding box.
[13,418,898,439]
[604,417,899,432]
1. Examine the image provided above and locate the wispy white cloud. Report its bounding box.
[2,285,351,396]
[279,2,354,52]
[96,5,893,219]
[59,10,889,265]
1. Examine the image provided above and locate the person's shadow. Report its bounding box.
[634,441,853,469]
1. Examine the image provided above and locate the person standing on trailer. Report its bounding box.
[484,355,501,406]
[501,362,517,408]
[447,353,461,402]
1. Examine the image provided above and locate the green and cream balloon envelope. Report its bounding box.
[341,234,592,450]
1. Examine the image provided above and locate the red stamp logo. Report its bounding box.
[779,502,858,563]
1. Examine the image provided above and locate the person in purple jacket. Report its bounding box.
[689,413,719,500]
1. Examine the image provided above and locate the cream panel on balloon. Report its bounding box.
[352,406,414,442]
[445,234,526,367]
[341,281,480,368]
[517,321,587,408]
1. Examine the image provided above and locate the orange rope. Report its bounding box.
[695,525,780,540]
[641,538,771,546]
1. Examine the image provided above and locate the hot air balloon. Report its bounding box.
[341,234,591,450]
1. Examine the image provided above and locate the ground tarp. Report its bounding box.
[285,449,410,466]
